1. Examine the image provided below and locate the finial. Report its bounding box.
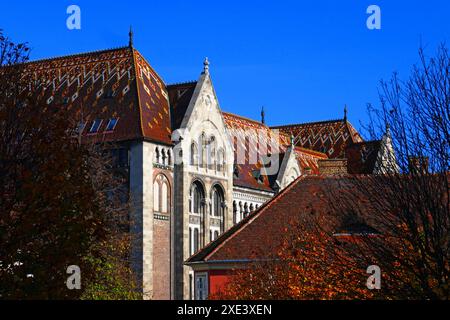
[261,106,266,125]
[203,57,210,74]
[344,105,348,121]
[386,122,391,135]
[129,26,134,48]
[291,134,295,147]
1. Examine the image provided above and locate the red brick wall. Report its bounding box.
[153,218,170,300]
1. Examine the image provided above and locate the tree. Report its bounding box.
[212,213,374,300]
[339,44,449,299]
[0,30,138,300]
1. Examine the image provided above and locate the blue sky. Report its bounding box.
[1,0,449,131]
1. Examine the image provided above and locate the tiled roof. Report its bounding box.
[17,47,172,145]
[167,81,197,130]
[223,112,326,191]
[272,119,363,158]
[186,175,376,264]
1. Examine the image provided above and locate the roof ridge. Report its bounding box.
[188,175,310,263]
[19,46,131,66]
[167,81,198,87]
[295,146,328,158]
[222,111,266,127]
[271,118,345,128]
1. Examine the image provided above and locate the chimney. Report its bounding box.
[408,156,429,174]
[319,159,348,176]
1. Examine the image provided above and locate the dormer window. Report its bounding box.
[89,119,103,134]
[76,122,86,134]
[105,118,119,132]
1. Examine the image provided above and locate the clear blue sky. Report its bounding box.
[1,0,449,131]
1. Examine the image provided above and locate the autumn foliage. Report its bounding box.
[0,30,138,299]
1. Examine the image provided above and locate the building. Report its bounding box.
[185,174,380,299]
[17,36,395,299]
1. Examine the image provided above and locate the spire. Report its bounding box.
[261,106,266,125]
[344,105,348,121]
[290,134,295,147]
[203,57,210,75]
[128,26,134,48]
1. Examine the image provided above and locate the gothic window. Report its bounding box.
[168,151,172,166]
[217,148,225,172]
[233,201,238,225]
[200,134,206,168]
[244,203,249,218]
[190,182,204,214]
[162,149,167,166]
[154,175,170,214]
[161,182,168,213]
[193,229,199,253]
[250,204,254,212]
[153,180,160,211]
[211,185,224,218]
[214,231,219,241]
[155,147,160,164]
[190,142,198,166]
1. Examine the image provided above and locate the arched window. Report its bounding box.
[154,175,170,214]
[207,136,216,170]
[190,143,198,166]
[161,182,168,213]
[200,134,206,168]
[153,180,160,211]
[155,147,160,164]
[168,151,172,166]
[190,182,204,214]
[233,201,238,224]
[193,229,199,253]
[211,185,224,218]
[162,149,168,166]
[217,148,225,172]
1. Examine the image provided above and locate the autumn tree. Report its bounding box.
[0,30,138,300]
[335,44,449,300]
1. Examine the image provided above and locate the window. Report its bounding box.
[161,183,168,213]
[76,122,86,135]
[217,149,225,172]
[89,119,103,134]
[190,183,204,214]
[153,181,160,211]
[211,186,224,217]
[154,175,170,214]
[105,118,119,132]
[195,273,208,301]
[193,229,199,254]
[190,143,198,166]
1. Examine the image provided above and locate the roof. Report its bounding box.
[272,119,363,158]
[186,175,378,264]
[16,47,173,145]
[223,112,327,191]
[346,141,382,174]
